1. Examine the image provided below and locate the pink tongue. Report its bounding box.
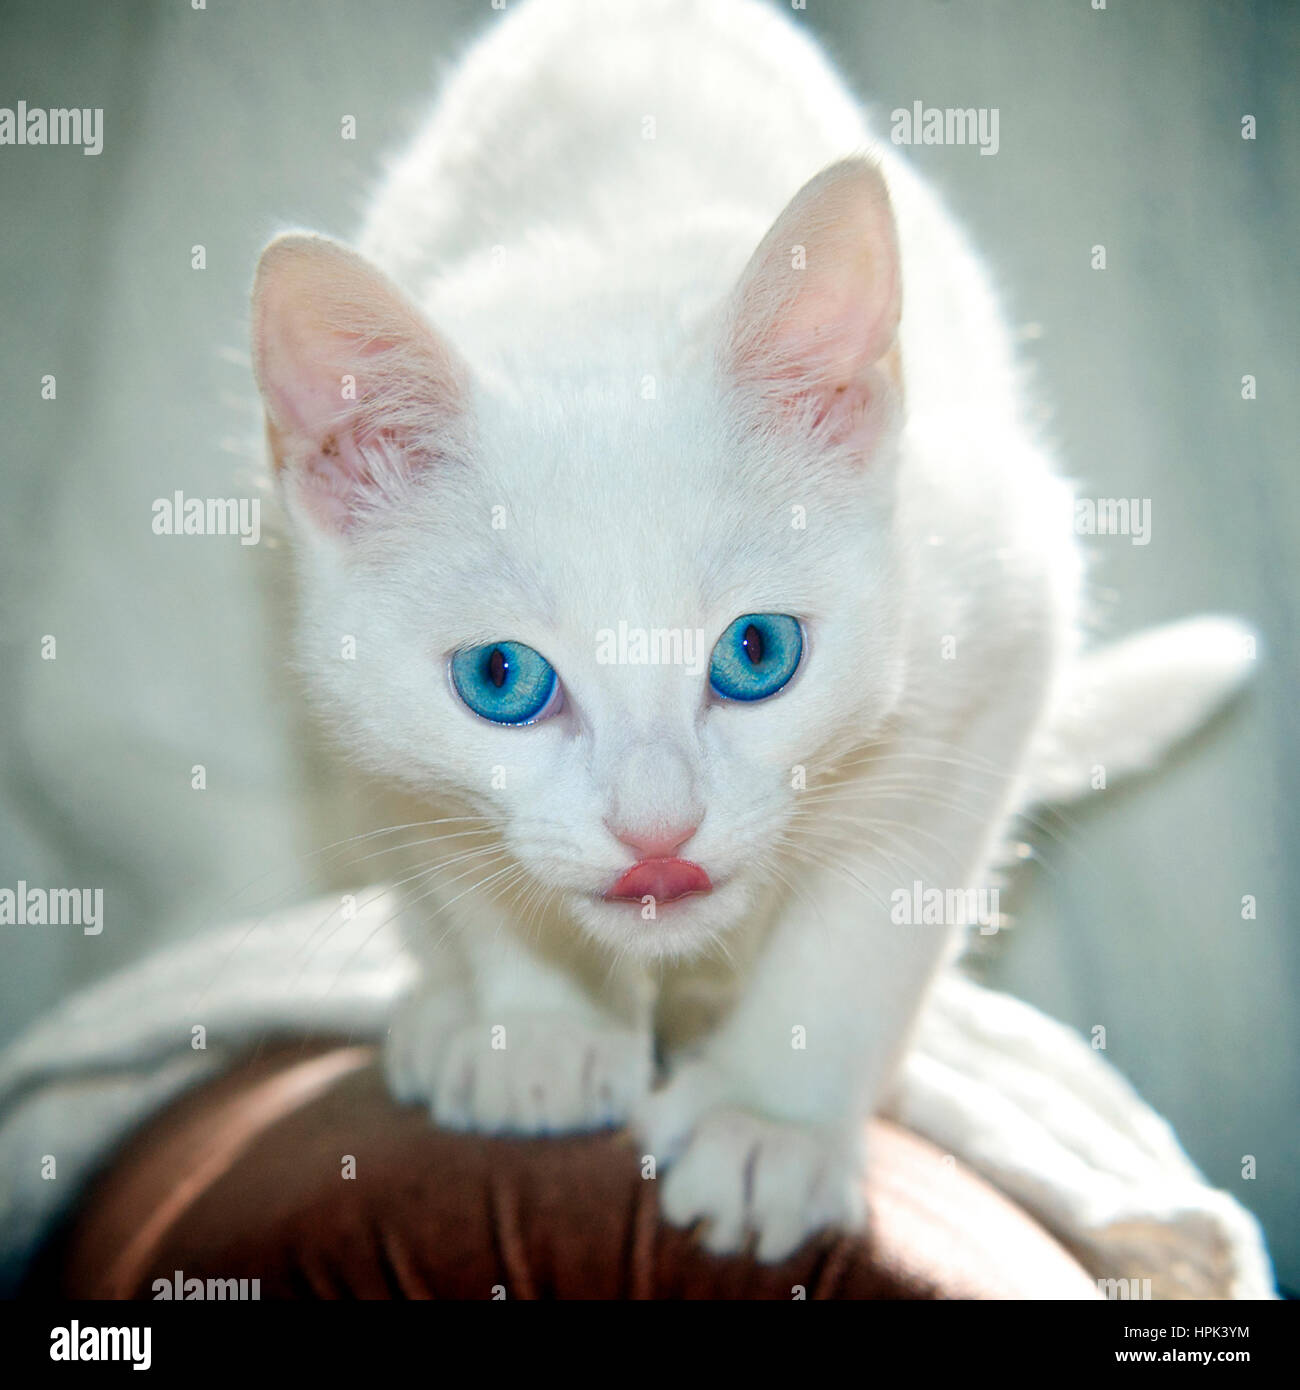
[607,857,712,905]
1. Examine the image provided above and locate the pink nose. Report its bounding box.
[609,822,699,859]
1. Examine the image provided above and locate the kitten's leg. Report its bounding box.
[640,866,958,1259]
[385,929,475,1108]
[388,904,655,1134]
[638,685,1048,1260]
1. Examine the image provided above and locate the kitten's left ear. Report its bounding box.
[723,158,901,451]
[251,233,469,534]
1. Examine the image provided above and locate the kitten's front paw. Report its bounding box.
[385,985,468,1108]
[637,1066,865,1261]
[393,1008,651,1136]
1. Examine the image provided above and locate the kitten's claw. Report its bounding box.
[388,1003,650,1135]
[638,1066,865,1261]
[662,1111,864,1262]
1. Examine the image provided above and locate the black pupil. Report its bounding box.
[487,647,509,688]
[742,623,765,665]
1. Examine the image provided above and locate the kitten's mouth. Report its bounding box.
[605,857,712,906]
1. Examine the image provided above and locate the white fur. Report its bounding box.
[250,0,1251,1260]
[1028,615,1258,804]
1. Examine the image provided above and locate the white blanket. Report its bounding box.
[0,891,1274,1298]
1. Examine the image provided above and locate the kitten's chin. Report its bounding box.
[568,876,753,961]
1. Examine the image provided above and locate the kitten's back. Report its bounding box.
[361,0,867,283]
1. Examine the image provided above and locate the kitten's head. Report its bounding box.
[252,159,906,960]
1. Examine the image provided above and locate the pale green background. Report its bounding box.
[1,0,1296,1288]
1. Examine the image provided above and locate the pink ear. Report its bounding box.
[725,159,901,451]
[251,234,468,532]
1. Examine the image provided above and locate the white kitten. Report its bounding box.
[250,0,1251,1260]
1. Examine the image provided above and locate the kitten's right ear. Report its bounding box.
[251,234,469,534]
[723,158,901,457]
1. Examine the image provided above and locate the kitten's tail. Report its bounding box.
[1027,616,1259,806]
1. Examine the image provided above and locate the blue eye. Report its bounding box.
[450,641,559,725]
[709,613,803,702]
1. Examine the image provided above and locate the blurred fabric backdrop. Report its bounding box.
[1,0,1296,1287]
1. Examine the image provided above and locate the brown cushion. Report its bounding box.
[38,1041,1098,1299]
